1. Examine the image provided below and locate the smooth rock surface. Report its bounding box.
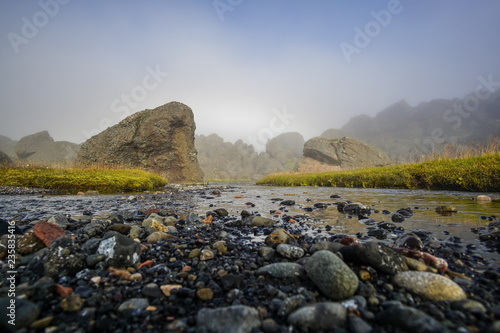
[196,305,261,333]
[288,302,347,331]
[393,271,467,301]
[304,250,359,300]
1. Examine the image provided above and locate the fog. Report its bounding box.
[1,1,500,149]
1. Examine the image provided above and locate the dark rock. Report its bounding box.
[97,231,141,268]
[391,213,405,222]
[0,297,40,330]
[376,305,450,333]
[340,242,408,275]
[288,302,347,331]
[313,203,328,209]
[76,102,205,183]
[42,237,86,278]
[213,208,228,216]
[197,305,261,333]
[304,250,359,300]
[280,200,295,206]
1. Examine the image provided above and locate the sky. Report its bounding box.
[1,1,500,151]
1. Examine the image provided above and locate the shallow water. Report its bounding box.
[194,184,500,257]
[1,184,499,258]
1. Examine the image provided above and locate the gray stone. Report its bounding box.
[375,305,449,333]
[186,212,202,224]
[256,263,305,279]
[15,130,79,162]
[288,302,347,331]
[278,295,306,317]
[277,244,305,259]
[117,298,149,313]
[97,231,141,268]
[339,241,408,275]
[298,136,390,171]
[393,271,467,301]
[304,250,359,301]
[197,305,260,333]
[48,214,69,227]
[247,216,275,227]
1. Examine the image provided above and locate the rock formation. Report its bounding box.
[0,135,16,158]
[15,131,79,162]
[76,102,204,184]
[0,151,13,166]
[296,137,390,173]
[195,132,305,181]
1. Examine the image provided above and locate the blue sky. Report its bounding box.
[1,1,499,150]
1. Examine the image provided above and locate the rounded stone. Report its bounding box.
[304,250,359,301]
[393,271,467,301]
[288,302,347,331]
[277,244,305,259]
[256,263,305,279]
[196,288,214,301]
[212,241,227,255]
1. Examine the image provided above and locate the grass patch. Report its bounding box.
[0,166,168,194]
[256,153,500,192]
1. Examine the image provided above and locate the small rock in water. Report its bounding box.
[391,213,405,223]
[435,205,458,214]
[287,302,347,331]
[304,250,359,301]
[476,195,492,202]
[393,271,467,301]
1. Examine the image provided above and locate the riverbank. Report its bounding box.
[0,167,168,194]
[257,153,500,192]
[0,185,499,332]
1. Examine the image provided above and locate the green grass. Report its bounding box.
[0,167,169,194]
[256,153,500,192]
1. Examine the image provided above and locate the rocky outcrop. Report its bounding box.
[265,132,304,169]
[0,151,13,166]
[296,137,390,172]
[15,131,79,162]
[195,132,304,180]
[76,102,204,184]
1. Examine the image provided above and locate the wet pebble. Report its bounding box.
[393,271,467,301]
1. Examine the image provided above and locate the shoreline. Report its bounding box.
[0,185,499,332]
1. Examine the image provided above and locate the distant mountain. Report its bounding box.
[195,132,304,180]
[322,90,500,161]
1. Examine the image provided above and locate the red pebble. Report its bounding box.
[55,284,73,297]
[33,221,66,247]
[138,260,154,268]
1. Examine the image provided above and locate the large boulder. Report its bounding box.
[296,137,390,172]
[15,131,79,162]
[76,101,204,184]
[0,135,17,158]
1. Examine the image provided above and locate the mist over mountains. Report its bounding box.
[1,87,499,180]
